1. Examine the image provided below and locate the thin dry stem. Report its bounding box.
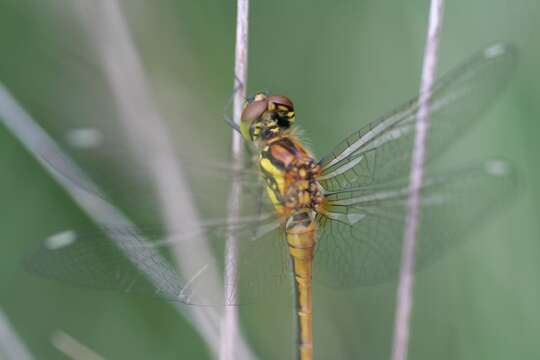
[220,0,250,359]
[0,309,34,360]
[391,1,444,360]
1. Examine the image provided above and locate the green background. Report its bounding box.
[0,0,539,359]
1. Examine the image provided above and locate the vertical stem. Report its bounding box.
[391,2,444,360]
[220,0,249,359]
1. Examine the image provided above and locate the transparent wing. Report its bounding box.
[313,159,516,288]
[26,143,289,305]
[25,212,290,306]
[318,43,516,191]
[37,149,269,211]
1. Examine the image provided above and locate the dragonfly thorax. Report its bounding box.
[259,136,323,220]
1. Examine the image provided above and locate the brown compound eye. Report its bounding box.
[240,95,269,140]
[241,98,268,124]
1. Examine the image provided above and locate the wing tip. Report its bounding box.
[483,42,518,67]
[483,158,514,177]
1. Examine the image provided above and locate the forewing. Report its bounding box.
[25,213,289,306]
[318,43,516,192]
[37,149,271,213]
[313,160,516,288]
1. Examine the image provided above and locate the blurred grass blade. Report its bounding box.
[0,83,228,358]
[51,330,104,360]
[73,1,256,359]
[0,308,34,360]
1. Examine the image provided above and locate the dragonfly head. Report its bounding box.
[241,92,296,143]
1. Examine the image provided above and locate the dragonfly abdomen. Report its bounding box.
[285,210,316,360]
[258,135,319,360]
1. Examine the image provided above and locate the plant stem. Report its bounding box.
[391,2,445,360]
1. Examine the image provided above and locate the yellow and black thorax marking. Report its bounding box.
[258,136,323,219]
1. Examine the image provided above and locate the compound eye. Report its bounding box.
[241,98,268,124]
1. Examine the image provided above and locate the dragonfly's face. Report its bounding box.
[240,92,296,143]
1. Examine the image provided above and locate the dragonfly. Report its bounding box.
[25,43,516,360]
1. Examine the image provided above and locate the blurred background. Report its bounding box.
[0,0,539,359]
